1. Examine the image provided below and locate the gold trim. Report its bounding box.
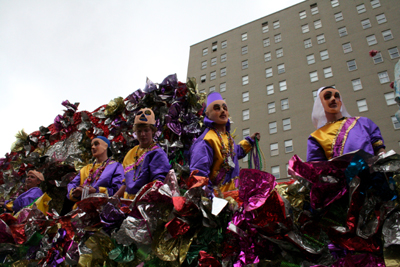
[339,117,360,156]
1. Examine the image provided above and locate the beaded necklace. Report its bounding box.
[84,158,112,186]
[212,128,236,170]
[124,143,159,174]
[325,117,345,125]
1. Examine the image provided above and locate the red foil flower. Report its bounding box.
[369,50,379,57]
[390,81,394,89]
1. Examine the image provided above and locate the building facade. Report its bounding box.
[187,0,400,181]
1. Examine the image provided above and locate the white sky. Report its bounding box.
[0,0,303,157]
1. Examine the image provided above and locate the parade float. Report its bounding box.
[0,74,399,267]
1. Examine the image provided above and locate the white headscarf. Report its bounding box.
[311,86,351,129]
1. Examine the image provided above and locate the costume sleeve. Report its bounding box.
[107,163,124,196]
[13,188,43,213]
[148,150,170,182]
[366,118,385,153]
[236,136,255,159]
[307,135,327,162]
[190,139,214,177]
[67,172,81,201]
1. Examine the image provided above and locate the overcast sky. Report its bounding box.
[0,0,303,157]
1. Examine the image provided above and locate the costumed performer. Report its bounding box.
[307,86,386,162]
[190,92,260,192]
[114,108,171,199]
[67,136,124,202]
[4,170,44,213]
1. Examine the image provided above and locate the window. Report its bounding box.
[242,109,249,120]
[311,4,319,15]
[378,71,390,84]
[211,57,217,66]
[270,143,279,156]
[242,92,249,102]
[391,116,400,129]
[307,54,315,65]
[304,38,312,48]
[338,27,347,37]
[335,12,343,22]
[385,92,396,105]
[267,84,274,95]
[283,118,291,131]
[347,60,357,71]
[310,71,318,82]
[220,82,226,92]
[199,89,205,94]
[285,140,293,153]
[314,20,322,29]
[281,98,289,110]
[299,11,307,19]
[317,34,325,44]
[202,48,208,56]
[357,99,368,112]
[269,121,277,134]
[371,0,381,9]
[361,19,371,29]
[320,50,329,60]
[266,67,273,78]
[271,166,280,178]
[278,64,285,74]
[367,35,377,46]
[357,4,366,14]
[220,53,227,62]
[209,86,215,92]
[264,52,271,62]
[242,46,248,55]
[242,33,248,41]
[279,80,287,91]
[389,47,400,59]
[302,24,309,33]
[312,90,318,100]
[221,40,227,49]
[243,128,250,139]
[268,102,275,113]
[242,60,248,70]
[242,75,249,85]
[382,30,393,41]
[210,71,216,80]
[275,34,282,43]
[262,22,269,33]
[373,52,383,64]
[276,48,283,58]
[352,78,363,91]
[273,20,280,29]
[324,67,333,78]
[331,0,339,8]
[263,38,270,47]
[212,42,217,52]
[201,61,207,69]
[200,74,206,83]
[376,14,387,24]
[342,42,352,53]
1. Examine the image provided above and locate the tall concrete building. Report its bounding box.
[187,0,400,181]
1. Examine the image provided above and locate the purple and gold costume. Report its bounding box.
[67,160,124,201]
[5,187,43,213]
[307,116,385,162]
[123,145,170,196]
[190,117,254,191]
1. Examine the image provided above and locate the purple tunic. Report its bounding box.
[190,117,254,186]
[124,147,170,195]
[8,187,43,213]
[307,117,385,162]
[67,161,124,200]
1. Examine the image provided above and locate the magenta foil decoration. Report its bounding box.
[238,169,277,212]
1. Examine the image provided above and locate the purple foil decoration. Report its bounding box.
[239,169,277,212]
